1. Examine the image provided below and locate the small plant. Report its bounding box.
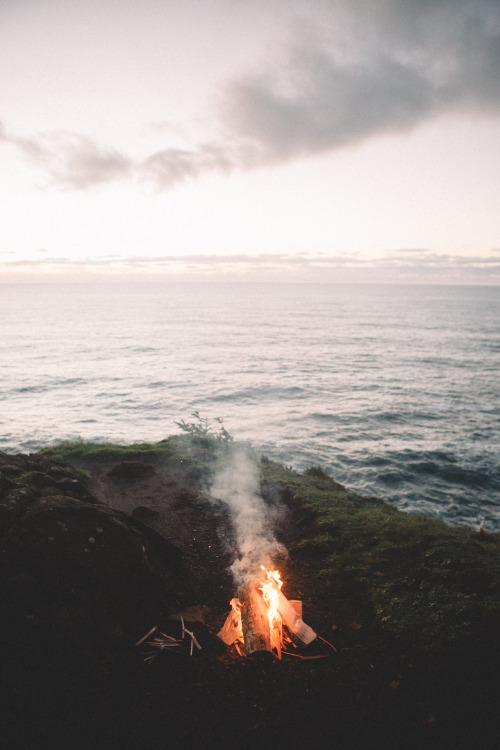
[304,465,330,480]
[175,412,233,445]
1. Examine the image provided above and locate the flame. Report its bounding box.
[260,567,283,657]
[260,568,283,623]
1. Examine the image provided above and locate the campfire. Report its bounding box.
[218,568,316,658]
[208,445,324,659]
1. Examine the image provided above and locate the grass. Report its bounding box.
[39,437,500,651]
[39,414,232,467]
[39,434,226,473]
[261,457,500,650]
[39,439,177,464]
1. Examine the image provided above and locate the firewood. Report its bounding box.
[289,600,302,619]
[217,578,317,657]
[181,616,202,655]
[135,625,158,647]
[217,598,243,645]
[275,590,316,644]
[317,634,337,652]
[238,580,272,656]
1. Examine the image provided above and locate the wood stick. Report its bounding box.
[135,625,157,647]
[318,634,337,652]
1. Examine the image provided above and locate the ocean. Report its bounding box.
[1,282,499,531]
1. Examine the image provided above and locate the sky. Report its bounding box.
[1,0,500,284]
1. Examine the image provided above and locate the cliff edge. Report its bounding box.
[1,438,498,749]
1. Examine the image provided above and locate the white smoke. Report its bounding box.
[208,444,286,587]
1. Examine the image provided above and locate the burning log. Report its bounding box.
[238,580,272,656]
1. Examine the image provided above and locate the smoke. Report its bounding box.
[208,444,286,587]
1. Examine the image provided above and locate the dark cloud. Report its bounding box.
[141,142,237,189]
[1,1,500,191]
[223,52,438,162]
[222,0,500,162]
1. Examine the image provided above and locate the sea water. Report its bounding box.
[1,282,499,531]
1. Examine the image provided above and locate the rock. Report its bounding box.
[55,476,97,502]
[0,453,193,690]
[0,473,15,494]
[18,470,57,489]
[0,486,40,535]
[1,494,186,645]
[0,451,198,749]
[107,461,156,480]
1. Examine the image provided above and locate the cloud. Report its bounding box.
[222,51,437,163]
[141,142,238,189]
[221,0,500,162]
[139,0,500,184]
[40,134,132,190]
[1,1,500,191]
[0,122,132,190]
[0,119,246,192]
[1,249,500,284]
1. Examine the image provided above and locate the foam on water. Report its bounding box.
[1,282,499,530]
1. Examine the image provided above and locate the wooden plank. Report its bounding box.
[288,600,303,619]
[217,598,243,645]
[276,590,316,644]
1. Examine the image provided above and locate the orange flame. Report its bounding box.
[260,567,284,657]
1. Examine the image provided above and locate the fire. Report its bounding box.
[218,567,316,658]
[260,568,282,622]
[259,568,283,656]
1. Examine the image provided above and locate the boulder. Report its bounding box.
[0,452,195,748]
[0,454,191,679]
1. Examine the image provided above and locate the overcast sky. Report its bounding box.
[1,0,500,283]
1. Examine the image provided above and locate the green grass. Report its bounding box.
[39,439,177,464]
[261,457,500,650]
[38,440,500,651]
[38,434,230,472]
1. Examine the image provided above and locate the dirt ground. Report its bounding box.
[67,457,499,750]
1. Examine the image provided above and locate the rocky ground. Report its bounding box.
[0,447,498,749]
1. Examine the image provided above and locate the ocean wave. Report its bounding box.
[211,385,308,402]
[9,377,89,395]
